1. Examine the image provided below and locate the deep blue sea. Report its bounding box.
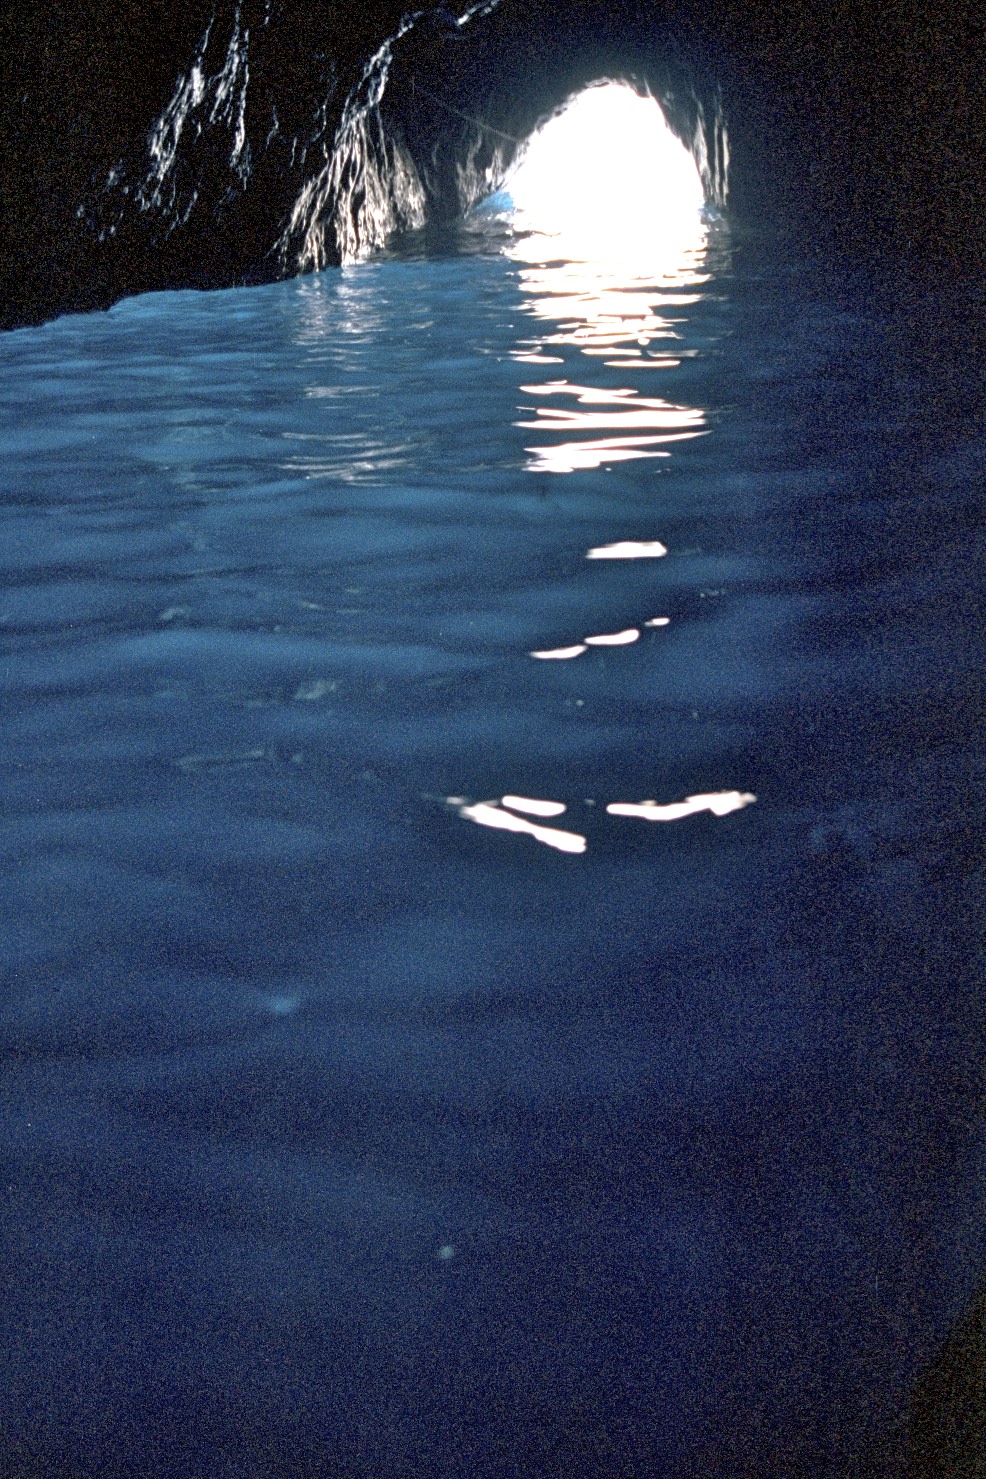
[0,210,983,1475]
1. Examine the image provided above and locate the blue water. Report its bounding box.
[0,218,982,1475]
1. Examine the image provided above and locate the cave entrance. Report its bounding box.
[500,82,706,267]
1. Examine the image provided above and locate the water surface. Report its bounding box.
[0,214,983,1475]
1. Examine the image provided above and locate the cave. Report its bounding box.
[0,4,982,1476]
[0,0,981,328]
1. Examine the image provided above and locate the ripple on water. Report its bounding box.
[0,235,982,1476]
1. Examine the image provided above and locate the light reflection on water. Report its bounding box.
[507,219,714,473]
[278,200,737,845]
[445,788,757,854]
[441,201,749,829]
[515,378,707,474]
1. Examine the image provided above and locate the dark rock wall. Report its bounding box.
[713,0,985,273]
[908,1280,986,1477]
[0,0,982,324]
[0,0,413,325]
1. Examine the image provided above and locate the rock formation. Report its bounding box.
[908,1281,986,1477]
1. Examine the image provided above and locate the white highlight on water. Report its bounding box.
[501,796,568,818]
[586,541,669,559]
[606,792,757,822]
[451,801,587,854]
[583,629,640,647]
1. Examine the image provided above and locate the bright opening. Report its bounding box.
[504,82,706,266]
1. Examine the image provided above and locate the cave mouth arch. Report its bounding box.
[498,80,708,266]
[367,7,729,269]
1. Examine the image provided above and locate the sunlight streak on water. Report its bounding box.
[583,628,639,645]
[586,540,669,558]
[500,796,567,818]
[529,643,590,660]
[502,195,712,474]
[445,789,758,853]
[515,377,707,473]
[451,799,588,854]
[607,791,758,822]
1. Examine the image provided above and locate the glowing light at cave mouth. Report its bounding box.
[504,83,706,266]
